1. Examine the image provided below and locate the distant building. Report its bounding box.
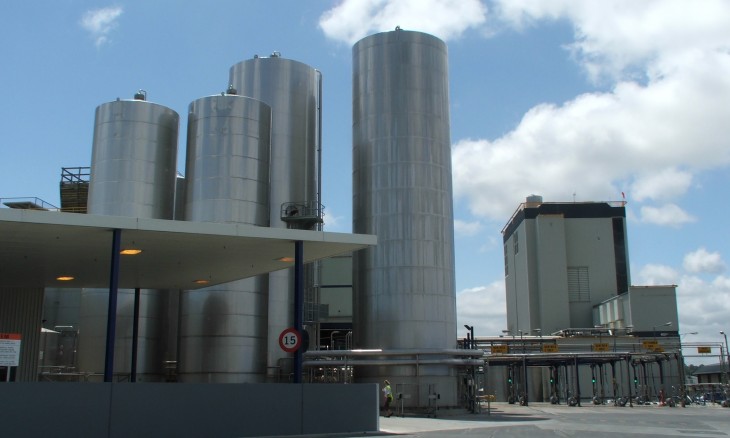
[594,285,679,337]
[502,195,679,336]
[502,196,632,335]
[693,363,728,385]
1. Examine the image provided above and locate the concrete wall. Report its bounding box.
[0,383,379,438]
[535,215,570,333]
[628,286,679,333]
[564,219,619,298]
[505,222,533,335]
[564,218,619,328]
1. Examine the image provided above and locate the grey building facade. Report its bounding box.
[502,196,630,335]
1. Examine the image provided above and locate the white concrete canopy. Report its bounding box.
[0,208,375,290]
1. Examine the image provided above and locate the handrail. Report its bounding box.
[60,166,90,184]
[0,197,58,210]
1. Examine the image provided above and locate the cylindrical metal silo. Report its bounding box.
[229,55,321,380]
[87,95,179,218]
[178,93,272,382]
[352,29,457,404]
[79,93,179,380]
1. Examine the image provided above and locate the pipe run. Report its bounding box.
[304,348,484,358]
[303,348,485,369]
[304,358,483,367]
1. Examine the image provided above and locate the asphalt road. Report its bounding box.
[372,402,730,437]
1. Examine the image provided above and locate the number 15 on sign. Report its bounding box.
[279,328,302,353]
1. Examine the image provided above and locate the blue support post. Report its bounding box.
[104,228,121,382]
[131,287,140,382]
[294,240,304,383]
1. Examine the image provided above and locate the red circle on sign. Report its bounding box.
[279,327,302,353]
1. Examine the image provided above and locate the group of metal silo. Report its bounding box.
[81,54,321,383]
[75,28,457,401]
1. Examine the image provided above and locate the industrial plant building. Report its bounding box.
[0,28,463,437]
[501,195,681,338]
[495,196,683,405]
[311,197,690,408]
[0,27,714,437]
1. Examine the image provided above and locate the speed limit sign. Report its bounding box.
[279,327,302,353]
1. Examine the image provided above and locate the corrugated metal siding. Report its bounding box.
[0,287,44,381]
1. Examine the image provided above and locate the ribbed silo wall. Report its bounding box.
[80,98,179,380]
[178,94,272,382]
[229,56,320,379]
[352,30,457,403]
[87,99,179,218]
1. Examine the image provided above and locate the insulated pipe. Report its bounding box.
[564,363,570,403]
[611,361,617,402]
[303,358,484,367]
[304,348,484,357]
[658,358,665,402]
[676,352,687,407]
[522,355,529,406]
[627,356,634,407]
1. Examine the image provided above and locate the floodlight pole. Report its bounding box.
[464,325,474,349]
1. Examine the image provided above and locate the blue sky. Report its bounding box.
[2,0,729,363]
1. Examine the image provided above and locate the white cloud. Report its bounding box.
[456,281,506,337]
[323,212,348,232]
[80,6,123,48]
[454,219,482,237]
[674,274,730,343]
[635,263,679,286]
[319,0,488,45]
[479,236,500,254]
[630,168,693,202]
[494,0,730,83]
[683,247,726,274]
[639,204,696,227]
[452,1,730,223]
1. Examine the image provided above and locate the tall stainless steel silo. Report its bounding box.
[229,55,321,380]
[87,92,179,218]
[80,92,179,380]
[178,93,272,382]
[352,29,457,402]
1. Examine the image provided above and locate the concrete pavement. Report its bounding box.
[371,402,730,437]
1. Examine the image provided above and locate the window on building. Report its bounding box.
[513,231,519,255]
[567,266,590,302]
